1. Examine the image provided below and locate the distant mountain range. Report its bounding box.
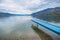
[0,12,30,17]
[0,12,12,17]
[32,7,60,22]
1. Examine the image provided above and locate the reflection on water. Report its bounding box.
[36,17,60,26]
[0,16,37,38]
[48,22,60,27]
[0,16,60,40]
[43,18,60,26]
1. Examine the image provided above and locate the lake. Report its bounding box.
[0,16,41,40]
[0,16,60,40]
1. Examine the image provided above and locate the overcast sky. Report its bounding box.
[0,0,60,14]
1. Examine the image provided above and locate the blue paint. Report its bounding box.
[32,19,60,35]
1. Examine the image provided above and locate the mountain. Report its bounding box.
[0,12,30,17]
[32,7,60,22]
[0,12,12,17]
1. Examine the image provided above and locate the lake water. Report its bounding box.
[0,16,41,40]
[0,16,60,40]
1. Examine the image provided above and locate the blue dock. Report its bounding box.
[32,19,60,35]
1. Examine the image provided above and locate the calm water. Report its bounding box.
[0,16,60,40]
[0,16,37,38]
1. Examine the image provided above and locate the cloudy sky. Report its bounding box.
[0,0,60,14]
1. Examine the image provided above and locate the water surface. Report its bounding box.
[0,16,38,38]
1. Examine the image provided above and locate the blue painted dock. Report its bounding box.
[32,19,60,35]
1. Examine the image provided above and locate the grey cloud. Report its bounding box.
[0,0,2,3]
[28,0,60,11]
[0,0,60,14]
[44,0,60,3]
